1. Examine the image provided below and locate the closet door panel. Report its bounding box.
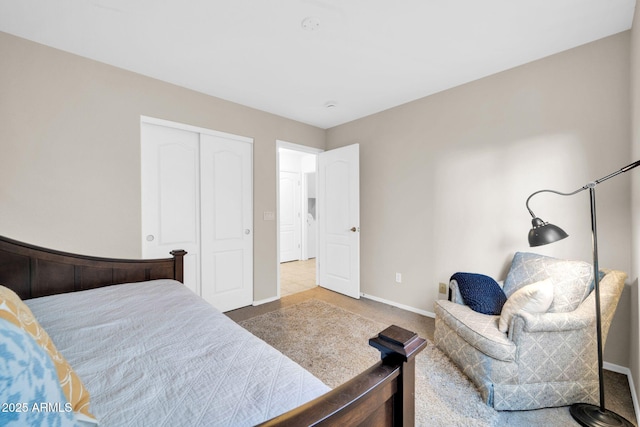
[200,134,253,312]
[141,123,201,295]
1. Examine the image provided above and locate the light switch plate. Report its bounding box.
[263,211,275,221]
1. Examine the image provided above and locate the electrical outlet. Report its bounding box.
[439,282,447,294]
[395,273,402,283]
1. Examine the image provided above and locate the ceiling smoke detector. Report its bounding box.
[301,17,320,32]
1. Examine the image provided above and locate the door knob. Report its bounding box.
[244,229,251,235]
[350,227,359,232]
[146,235,155,242]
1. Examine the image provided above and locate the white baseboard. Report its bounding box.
[360,292,436,318]
[604,361,630,375]
[628,372,639,423]
[603,362,639,421]
[252,295,279,306]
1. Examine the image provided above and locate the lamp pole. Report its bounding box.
[525,160,639,427]
[589,185,604,413]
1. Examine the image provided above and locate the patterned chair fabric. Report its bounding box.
[434,255,626,411]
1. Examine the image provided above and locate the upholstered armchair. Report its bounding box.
[433,252,626,411]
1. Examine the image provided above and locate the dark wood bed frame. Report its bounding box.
[0,235,426,426]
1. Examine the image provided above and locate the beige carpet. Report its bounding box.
[238,299,635,426]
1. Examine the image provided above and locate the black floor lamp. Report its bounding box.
[525,159,640,427]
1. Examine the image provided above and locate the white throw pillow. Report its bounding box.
[498,278,554,333]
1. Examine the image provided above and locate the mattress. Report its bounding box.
[25,280,330,426]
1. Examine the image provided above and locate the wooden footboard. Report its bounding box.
[0,236,426,426]
[0,235,186,299]
[260,325,427,427]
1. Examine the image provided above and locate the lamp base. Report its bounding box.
[570,403,634,427]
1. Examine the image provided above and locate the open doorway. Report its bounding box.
[277,142,321,297]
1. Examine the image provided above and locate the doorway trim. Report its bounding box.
[276,140,323,299]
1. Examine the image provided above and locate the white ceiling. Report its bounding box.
[0,0,636,129]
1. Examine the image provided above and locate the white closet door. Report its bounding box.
[141,123,201,295]
[199,134,253,312]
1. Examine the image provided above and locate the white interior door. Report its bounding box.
[318,144,360,299]
[141,123,201,295]
[200,134,253,312]
[279,171,301,263]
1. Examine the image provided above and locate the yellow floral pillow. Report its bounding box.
[0,285,95,422]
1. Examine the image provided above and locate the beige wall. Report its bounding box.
[630,5,640,404]
[327,33,633,367]
[0,32,325,302]
[1,25,637,371]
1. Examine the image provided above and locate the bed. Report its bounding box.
[0,236,426,426]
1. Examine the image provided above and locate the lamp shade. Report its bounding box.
[528,217,568,247]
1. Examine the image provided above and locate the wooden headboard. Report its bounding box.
[0,235,186,300]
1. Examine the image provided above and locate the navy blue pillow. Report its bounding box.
[451,272,507,315]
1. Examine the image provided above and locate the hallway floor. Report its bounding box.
[280,259,317,296]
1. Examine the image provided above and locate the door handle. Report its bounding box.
[146,235,155,242]
[350,227,359,232]
[244,229,251,235]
